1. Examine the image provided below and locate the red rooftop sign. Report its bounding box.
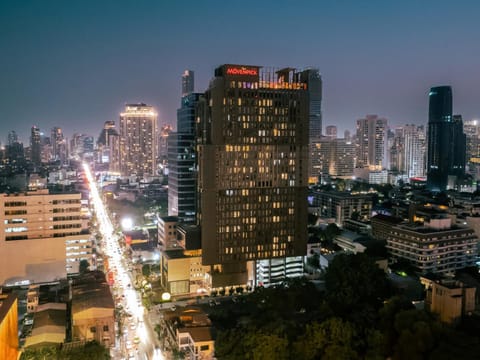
[226,66,258,76]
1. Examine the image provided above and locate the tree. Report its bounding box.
[142,264,151,277]
[247,332,290,360]
[324,223,341,242]
[324,253,392,324]
[79,259,90,273]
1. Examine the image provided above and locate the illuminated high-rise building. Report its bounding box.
[197,64,308,286]
[330,138,355,177]
[464,120,480,176]
[356,115,388,170]
[119,103,157,176]
[427,86,466,191]
[404,124,426,178]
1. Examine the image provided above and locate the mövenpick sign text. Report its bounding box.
[226,66,258,76]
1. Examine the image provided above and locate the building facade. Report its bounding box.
[197,65,309,286]
[119,103,158,176]
[0,189,92,285]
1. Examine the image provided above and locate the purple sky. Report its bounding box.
[1,0,480,143]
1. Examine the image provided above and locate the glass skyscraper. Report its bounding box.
[427,86,466,191]
[168,71,201,223]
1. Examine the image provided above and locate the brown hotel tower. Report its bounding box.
[197,65,309,286]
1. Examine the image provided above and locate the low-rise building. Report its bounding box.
[160,249,210,296]
[164,307,215,360]
[24,303,66,349]
[309,189,374,225]
[71,271,115,347]
[387,217,478,275]
[421,275,476,325]
[334,230,366,254]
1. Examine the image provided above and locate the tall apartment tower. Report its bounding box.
[356,115,388,170]
[182,70,195,97]
[404,124,426,178]
[119,104,157,177]
[330,138,355,177]
[168,81,201,222]
[427,86,466,191]
[389,128,405,172]
[197,64,309,286]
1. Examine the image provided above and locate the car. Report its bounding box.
[126,340,133,350]
[133,336,140,344]
[130,323,136,330]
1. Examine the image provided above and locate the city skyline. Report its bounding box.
[2,0,480,141]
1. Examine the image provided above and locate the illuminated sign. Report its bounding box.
[226,66,258,76]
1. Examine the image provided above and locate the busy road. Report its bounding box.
[83,163,163,360]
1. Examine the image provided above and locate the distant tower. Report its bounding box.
[325,125,337,139]
[30,126,41,166]
[51,127,67,164]
[426,86,465,191]
[182,70,195,97]
[8,131,18,146]
[344,130,351,141]
[96,121,119,170]
[119,104,158,176]
[464,120,480,176]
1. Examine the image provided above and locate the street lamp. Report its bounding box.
[121,217,133,231]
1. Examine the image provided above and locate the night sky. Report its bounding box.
[1,0,479,143]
